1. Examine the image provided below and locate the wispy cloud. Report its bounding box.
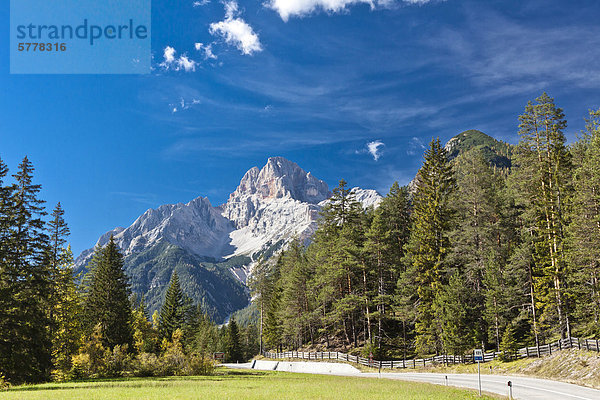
[193,0,210,6]
[266,0,441,22]
[110,192,159,206]
[171,98,202,113]
[425,9,600,89]
[209,1,263,55]
[406,137,425,155]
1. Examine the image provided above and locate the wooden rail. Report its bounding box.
[263,337,600,370]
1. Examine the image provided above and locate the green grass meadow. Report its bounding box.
[0,369,499,400]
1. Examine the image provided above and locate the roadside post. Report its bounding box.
[507,381,513,400]
[474,349,484,396]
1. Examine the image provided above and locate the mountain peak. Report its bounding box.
[445,129,513,168]
[229,156,330,204]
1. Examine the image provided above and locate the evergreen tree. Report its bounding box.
[364,210,393,354]
[0,157,53,383]
[405,138,454,355]
[224,318,243,362]
[47,202,83,378]
[434,274,478,355]
[448,149,521,350]
[513,93,572,339]
[0,158,17,382]
[83,236,134,350]
[158,271,188,340]
[567,108,600,336]
[184,305,218,357]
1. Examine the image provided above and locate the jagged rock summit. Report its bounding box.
[75,157,382,321]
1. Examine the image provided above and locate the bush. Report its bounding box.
[103,345,133,377]
[132,353,160,377]
[0,372,11,390]
[68,328,214,379]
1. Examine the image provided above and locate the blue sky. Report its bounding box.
[1,0,600,255]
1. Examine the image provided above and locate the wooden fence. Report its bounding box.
[263,337,600,370]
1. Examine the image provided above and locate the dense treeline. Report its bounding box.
[250,93,600,359]
[0,158,257,385]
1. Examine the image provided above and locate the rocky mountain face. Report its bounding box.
[76,157,382,322]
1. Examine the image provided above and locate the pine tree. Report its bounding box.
[513,93,572,339]
[567,108,600,336]
[364,210,392,354]
[405,138,454,355]
[434,274,478,355]
[380,183,412,357]
[83,236,134,350]
[158,271,187,340]
[279,239,316,348]
[448,149,518,349]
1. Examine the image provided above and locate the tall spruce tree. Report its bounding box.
[405,138,454,355]
[0,158,17,383]
[224,318,243,362]
[83,236,134,350]
[158,271,188,340]
[0,157,53,383]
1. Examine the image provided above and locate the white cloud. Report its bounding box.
[162,46,176,64]
[367,140,384,161]
[266,0,436,22]
[209,1,263,55]
[159,46,198,72]
[193,0,210,6]
[195,42,218,59]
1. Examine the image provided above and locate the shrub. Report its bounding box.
[0,372,11,390]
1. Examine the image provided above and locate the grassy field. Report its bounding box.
[0,369,499,400]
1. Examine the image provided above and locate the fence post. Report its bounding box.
[586,340,590,351]
[525,347,529,358]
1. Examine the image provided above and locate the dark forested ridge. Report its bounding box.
[251,94,600,360]
[2,93,600,385]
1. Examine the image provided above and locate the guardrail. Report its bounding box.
[263,337,600,369]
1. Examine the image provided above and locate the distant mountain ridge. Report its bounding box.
[75,157,382,322]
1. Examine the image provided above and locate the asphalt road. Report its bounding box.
[363,372,600,400]
[224,362,600,400]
